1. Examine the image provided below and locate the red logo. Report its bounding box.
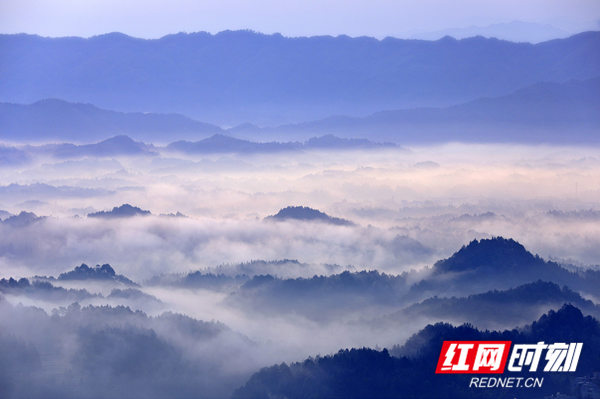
[436,341,512,374]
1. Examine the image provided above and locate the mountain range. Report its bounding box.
[263,77,600,143]
[5,234,593,328]
[0,99,221,142]
[1,31,599,126]
[1,75,598,144]
[234,305,600,398]
[0,135,395,165]
[222,237,600,321]
[397,280,600,328]
[2,232,599,399]
[411,21,572,43]
[87,203,151,219]
[167,134,394,154]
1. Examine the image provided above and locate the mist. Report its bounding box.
[1,143,600,275]
[1,142,600,398]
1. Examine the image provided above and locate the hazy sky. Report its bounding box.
[1,0,599,39]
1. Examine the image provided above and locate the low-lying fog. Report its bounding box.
[1,142,600,398]
[1,143,599,276]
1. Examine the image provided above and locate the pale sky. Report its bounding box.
[0,0,599,39]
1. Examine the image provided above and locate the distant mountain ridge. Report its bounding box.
[0,133,394,160]
[167,134,394,154]
[0,276,97,302]
[1,31,599,125]
[0,99,222,141]
[220,236,600,320]
[1,76,598,144]
[35,135,157,157]
[227,270,406,319]
[57,263,136,285]
[266,206,354,225]
[0,211,45,227]
[398,280,600,327]
[88,204,151,218]
[412,21,572,43]
[262,77,600,142]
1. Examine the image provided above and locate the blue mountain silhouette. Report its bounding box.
[88,204,151,219]
[1,31,598,125]
[234,305,600,398]
[266,206,353,225]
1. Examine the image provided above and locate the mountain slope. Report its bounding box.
[266,206,354,225]
[413,21,571,43]
[222,237,598,321]
[1,31,598,125]
[57,263,136,285]
[1,76,598,144]
[0,99,222,141]
[36,135,157,157]
[226,270,407,320]
[234,305,600,399]
[167,134,394,154]
[265,77,600,142]
[398,280,600,328]
[88,204,151,219]
[167,134,299,153]
[411,237,600,298]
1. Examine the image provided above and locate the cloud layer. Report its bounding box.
[0,143,599,397]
